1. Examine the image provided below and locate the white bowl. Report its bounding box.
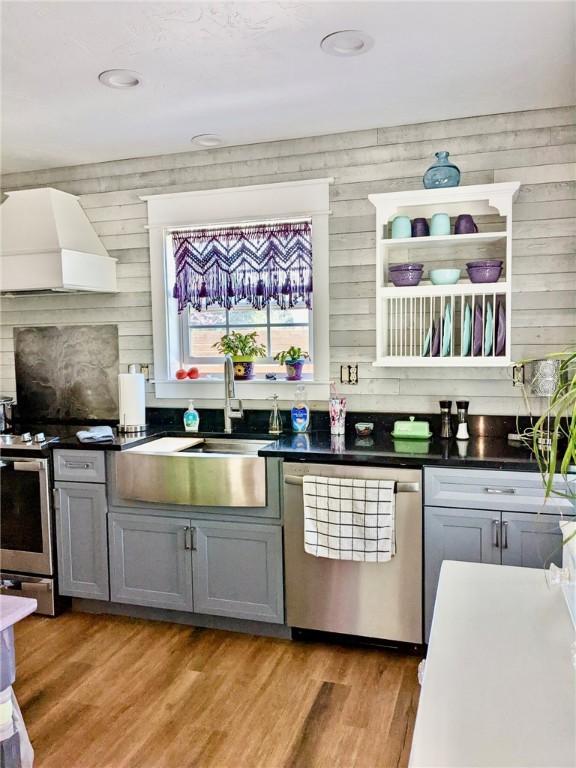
[430,268,461,285]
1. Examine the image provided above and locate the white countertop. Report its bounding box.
[0,595,37,632]
[410,561,576,768]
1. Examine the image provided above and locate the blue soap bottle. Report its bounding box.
[291,385,310,433]
[183,400,200,433]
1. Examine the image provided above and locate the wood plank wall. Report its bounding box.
[1,106,575,414]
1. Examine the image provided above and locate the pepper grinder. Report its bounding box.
[456,400,470,440]
[439,400,453,439]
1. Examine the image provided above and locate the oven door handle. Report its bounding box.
[13,460,45,472]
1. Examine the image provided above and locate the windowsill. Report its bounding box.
[154,379,331,401]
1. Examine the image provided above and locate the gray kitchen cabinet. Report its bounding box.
[425,506,499,639]
[501,511,564,569]
[54,482,109,600]
[191,521,284,623]
[109,512,193,611]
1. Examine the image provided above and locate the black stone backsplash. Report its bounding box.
[145,406,536,439]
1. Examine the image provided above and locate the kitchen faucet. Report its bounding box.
[223,354,243,433]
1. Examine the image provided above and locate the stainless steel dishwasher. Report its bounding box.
[283,462,422,644]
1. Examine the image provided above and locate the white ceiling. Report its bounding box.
[2,1,575,173]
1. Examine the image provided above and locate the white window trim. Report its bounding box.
[142,178,332,403]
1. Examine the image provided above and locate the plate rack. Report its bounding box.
[368,182,520,367]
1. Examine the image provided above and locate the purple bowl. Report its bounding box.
[389,269,423,286]
[466,259,503,268]
[389,262,424,272]
[467,264,503,283]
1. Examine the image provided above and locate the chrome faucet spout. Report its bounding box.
[223,354,243,433]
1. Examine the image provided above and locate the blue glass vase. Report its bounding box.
[423,151,461,189]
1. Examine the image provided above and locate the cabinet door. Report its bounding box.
[55,482,109,600]
[425,507,499,641]
[109,513,193,611]
[501,511,566,569]
[192,522,284,624]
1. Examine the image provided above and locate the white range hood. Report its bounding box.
[0,187,117,292]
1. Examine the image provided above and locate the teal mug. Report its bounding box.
[391,216,412,238]
[430,212,451,236]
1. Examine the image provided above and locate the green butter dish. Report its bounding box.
[391,416,432,440]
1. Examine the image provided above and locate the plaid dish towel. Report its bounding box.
[303,476,396,562]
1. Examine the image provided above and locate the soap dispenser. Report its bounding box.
[268,394,283,436]
[183,400,200,433]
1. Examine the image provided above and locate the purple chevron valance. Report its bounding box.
[171,220,312,313]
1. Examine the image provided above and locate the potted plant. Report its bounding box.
[213,330,266,381]
[274,346,310,381]
[520,349,576,624]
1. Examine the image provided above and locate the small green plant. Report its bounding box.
[213,330,266,359]
[274,346,310,365]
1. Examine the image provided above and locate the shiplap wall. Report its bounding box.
[1,105,575,414]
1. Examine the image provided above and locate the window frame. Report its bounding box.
[143,179,331,402]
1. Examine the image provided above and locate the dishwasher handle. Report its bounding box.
[283,475,419,493]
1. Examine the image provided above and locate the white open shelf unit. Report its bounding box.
[368,182,520,367]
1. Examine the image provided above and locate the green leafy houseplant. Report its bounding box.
[274,346,310,382]
[213,330,266,381]
[521,349,576,547]
[274,346,310,365]
[213,330,266,361]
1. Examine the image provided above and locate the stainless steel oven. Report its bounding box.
[0,455,56,613]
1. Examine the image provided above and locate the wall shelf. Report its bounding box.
[368,182,520,368]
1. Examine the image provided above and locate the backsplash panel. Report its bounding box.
[14,324,119,420]
[1,105,574,415]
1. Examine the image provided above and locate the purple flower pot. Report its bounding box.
[285,359,305,381]
[232,360,255,380]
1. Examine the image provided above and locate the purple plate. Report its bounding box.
[431,319,441,357]
[473,304,483,356]
[495,301,506,355]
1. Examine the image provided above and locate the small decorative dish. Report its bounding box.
[355,422,374,437]
[429,268,461,285]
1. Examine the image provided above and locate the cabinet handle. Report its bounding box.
[66,462,91,470]
[191,527,197,551]
[184,527,192,550]
[492,519,500,548]
[484,487,516,495]
[52,488,60,510]
[502,521,509,549]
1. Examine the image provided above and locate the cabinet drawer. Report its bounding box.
[54,449,106,483]
[425,466,574,515]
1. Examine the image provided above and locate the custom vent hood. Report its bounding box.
[0,188,117,292]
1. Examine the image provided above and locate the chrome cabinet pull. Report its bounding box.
[502,521,509,549]
[492,519,500,548]
[52,488,60,510]
[184,527,192,550]
[484,487,516,495]
[65,461,91,470]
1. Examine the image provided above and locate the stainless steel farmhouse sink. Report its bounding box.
[114,436,272,508]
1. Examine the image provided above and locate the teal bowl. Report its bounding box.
[429,268,461,285]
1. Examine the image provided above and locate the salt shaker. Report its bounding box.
[456,400,470,441]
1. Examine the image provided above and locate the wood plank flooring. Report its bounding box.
[13,612,420,768]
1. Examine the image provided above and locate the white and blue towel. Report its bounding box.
[76,426,114,443]
[303,476,396,562]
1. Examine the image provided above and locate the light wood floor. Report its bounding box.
[14,612,420,768]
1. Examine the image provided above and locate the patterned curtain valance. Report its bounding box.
[171,220,312,313]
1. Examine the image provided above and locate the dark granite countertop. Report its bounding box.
[257,432,543,472]
[12,422,545,471]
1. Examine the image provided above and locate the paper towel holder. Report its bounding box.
[118,371,148,435]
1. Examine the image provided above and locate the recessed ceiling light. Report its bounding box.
[190,134,223,148]
[320,30,374,57]
[98,69,142,89]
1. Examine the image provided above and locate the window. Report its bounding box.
[182,302,313,378]
[144,179,331,400]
